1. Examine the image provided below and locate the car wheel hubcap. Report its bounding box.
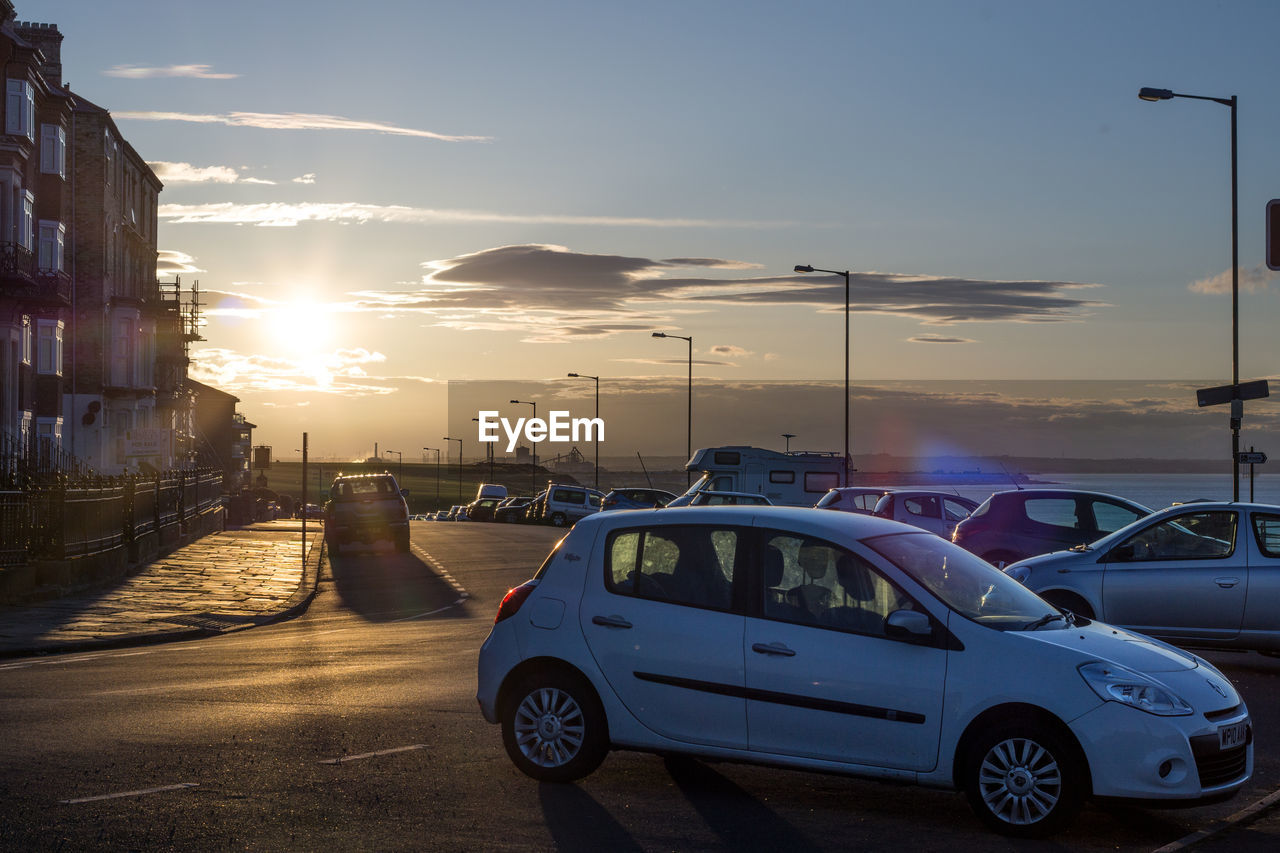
[978,737,1062,825]
[513,687,585,768]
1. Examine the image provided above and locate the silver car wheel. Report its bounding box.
[513,686,586,768]
[977,737,1063,826]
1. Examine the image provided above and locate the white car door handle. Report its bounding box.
[751,642,796,657]
[1214,577,1240,589]
[592,615,633,629]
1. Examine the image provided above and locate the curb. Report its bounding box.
[0,534,324,660]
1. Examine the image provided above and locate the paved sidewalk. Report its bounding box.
[0,521,322,658]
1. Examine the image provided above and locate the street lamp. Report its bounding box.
[423,447,440,505]
[794,264,851,486]
[443,437,462,503]
[384,449,402,484]
[472,417,495,482]
[1138,86,1241,499]
[652,332,693,485]
[510,399,537,492]
[567,372,600,490]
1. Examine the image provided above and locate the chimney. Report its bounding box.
[15,21,63,88]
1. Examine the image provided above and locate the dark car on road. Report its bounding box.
[323,473,410,556]
[601,487,676,511]
[951,488,1151,566]
[494,496,533,523]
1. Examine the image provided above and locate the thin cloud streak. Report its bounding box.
[1189,265,1277,294]
[158,202,793,229]
[111,110,491,141]
[104,64,238,79]
[148,161,274,184]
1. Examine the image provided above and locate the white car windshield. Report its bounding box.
[866,532,1065,630]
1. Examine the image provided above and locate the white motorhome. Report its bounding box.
[679,446,846,507]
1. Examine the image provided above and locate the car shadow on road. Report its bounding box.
[662,756,824,852]
[328,548,473,623]
[539,783,646,852]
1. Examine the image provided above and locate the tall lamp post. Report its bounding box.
[443,436,462,503]
[510,399,537,492]
[567,372,600,490]
[471,417,495,482]
[794,264,851,486]
[384,449,402,484]
[422,446,440,506]
[1138,87,1240,500]
[652,332,693,485]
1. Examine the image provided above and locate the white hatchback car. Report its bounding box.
[477,507,1251,837]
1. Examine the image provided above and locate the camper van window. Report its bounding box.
[804,472,840,493]
[769,470,795,484]
[713,451,741,465]
[710,476,733,491]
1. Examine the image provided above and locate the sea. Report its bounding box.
[886,473,1280,512]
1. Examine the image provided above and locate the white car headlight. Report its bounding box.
[1078,662,1193,716]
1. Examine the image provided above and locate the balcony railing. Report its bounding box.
[0,243,71,306]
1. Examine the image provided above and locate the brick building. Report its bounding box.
[1,3,227,480]
[0,4,73,467]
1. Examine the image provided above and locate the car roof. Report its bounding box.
[988,488,1149,506]
[570,504,914,538]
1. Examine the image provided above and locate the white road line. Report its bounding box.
[60,782,198,804]
[318,744,427,765]
[1152,786,1280,852]
[0,662,33,670]
[391,600,468,622]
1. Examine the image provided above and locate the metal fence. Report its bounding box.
[0,468,224,567]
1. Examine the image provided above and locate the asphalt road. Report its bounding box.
[2,522,1279,851]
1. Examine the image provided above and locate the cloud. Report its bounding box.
[909,334,977,344]
[103,64,239,79]
[156,249,203,275]
[188,346,403,396]
[710,344,753,357]
[1189,265,1277,294]
[158,202,790,229]
[344,244,1107,341]
[111,110,491,142]
[147,160,277,185]
[292,173,317,184]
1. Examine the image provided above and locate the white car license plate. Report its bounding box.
[1219,721,1248,750]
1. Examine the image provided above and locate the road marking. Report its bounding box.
[391,600,469,622]
[411,544,471,599]
[60,782,199,804]
[0,662,33,670]
[1153,786,1280,852]
[318,744,427,765]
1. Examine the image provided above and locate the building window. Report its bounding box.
[19,191,32,250]
[37,220,64,271]
[36,416,63,446]
[111,314,133,387]
[36,319,63,375]
[40,124,65,178]
[5,79,35,141]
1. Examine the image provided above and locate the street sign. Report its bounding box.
[1238,451,1267,465]
[1268,199,1280,271]
[1197,379,1270,407]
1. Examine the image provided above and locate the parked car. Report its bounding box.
[478,506,1251,838]
[951,489,1151,567]
[1005,500,1280,653]
[446,505,469,522]
[601,488,677,511]
[666,489,773,508]
[873,491,979,538]
[322,473,410,555]
[536,484,604,527]
[815,487,890,515]
[523,490,549,524]
[466,497,503,522]
[494,496,533,524]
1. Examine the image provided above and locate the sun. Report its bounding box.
[264,297,334,356]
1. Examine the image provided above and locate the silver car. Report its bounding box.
[1005,501,1280,653]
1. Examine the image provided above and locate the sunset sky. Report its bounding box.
[27,0,1280,463]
